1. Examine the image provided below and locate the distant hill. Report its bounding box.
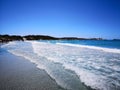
[23,35,58,40]
[113,39,120,41]
[0,35,23,43]
[0,34,104,43]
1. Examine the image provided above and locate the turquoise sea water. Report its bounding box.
[39,40,120,49]
[1,40,120,90]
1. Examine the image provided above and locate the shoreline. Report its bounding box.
[0,42,96,90]
[2,41,119,90]
[0,49,65,90]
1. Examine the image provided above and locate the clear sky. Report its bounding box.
[0,0,120,39]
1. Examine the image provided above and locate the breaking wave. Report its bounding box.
[1,41,120,90]
[56,43,120,54]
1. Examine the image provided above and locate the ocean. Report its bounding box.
[1,40,120,90]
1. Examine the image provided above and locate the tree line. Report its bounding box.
[0,34,103,43]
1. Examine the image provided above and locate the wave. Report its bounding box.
[1,41,120,90]
[56,43,120,54]
[1,41,87,90]
[31,41,120,90]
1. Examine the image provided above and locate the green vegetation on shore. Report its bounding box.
[0,34,104,43]
[0,35,23,43]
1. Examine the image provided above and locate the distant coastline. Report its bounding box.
[0,34,119,43]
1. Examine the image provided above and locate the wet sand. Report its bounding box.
[0,49,65,90]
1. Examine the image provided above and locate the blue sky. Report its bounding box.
[0,0,120,39]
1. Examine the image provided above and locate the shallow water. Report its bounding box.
[1,41,120,90]
[0,49,64,90]
[39,40,120,49]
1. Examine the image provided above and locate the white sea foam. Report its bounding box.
[63,64,111,90]
[31,41,120,90]
[56,43,120,54]
[1,41,120,90]
[1,41,86,90]
[1,42,45,70]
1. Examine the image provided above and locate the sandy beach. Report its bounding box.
[0,49,65,90]
[1,40,120,90]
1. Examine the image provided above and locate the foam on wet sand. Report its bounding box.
[0,50,64,90]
